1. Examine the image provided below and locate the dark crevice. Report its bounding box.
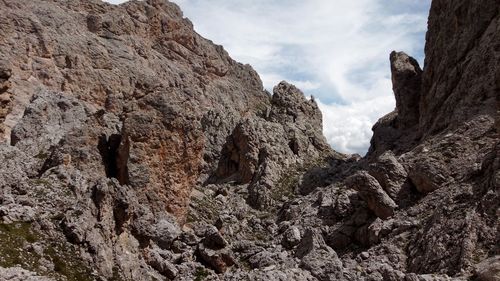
[98,133,129,185]
[288,139,299,155]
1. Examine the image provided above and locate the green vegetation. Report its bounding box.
[194,267,209,281]
[109,266,126,281]
[188,195,220,224]
[43,243,94,281]
[32,179,51,187]
[0,223,41,269]
[0,222,96,281]
[35,150,49,160]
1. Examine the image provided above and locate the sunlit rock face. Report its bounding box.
[0,0,498,280]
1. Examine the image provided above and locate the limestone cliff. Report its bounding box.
[0,0,498,280]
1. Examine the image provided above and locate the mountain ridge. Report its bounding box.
[0,0,498,280]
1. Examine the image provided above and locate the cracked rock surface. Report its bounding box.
[0,0,498,280]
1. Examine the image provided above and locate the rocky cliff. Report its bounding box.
[0,0,498,280]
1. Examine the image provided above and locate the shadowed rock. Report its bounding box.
[346,171,397,219]
[390,51,422,128]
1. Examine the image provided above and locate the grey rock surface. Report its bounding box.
[390,51,422,128]
[0,0,498,280]
[346,171,397,219]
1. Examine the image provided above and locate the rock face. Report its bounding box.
[0,0,498,280]
[215,81,331,209]
[0,0,269,222]
[346,171,397,220]
[390,51,422,128]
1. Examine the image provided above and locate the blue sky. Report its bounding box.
[105,0,431,154]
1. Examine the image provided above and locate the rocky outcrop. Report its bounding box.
[0,267,55,281]
[215,81,332,209]
[0,0,270,221]
[0,0,498,280]
[368,52,423,158]
[420,0,499,137]
[364,0,500,278]
[390,51,422,128]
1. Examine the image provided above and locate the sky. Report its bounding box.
[104,0,431,155]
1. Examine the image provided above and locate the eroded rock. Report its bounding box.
[346,171,397,219]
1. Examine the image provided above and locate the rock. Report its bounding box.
[0,0,498,280]
[390,51,422,128]
[0,266,55,281]
[282,226,301,249]
[295,229,325,259]
[420,0,499,137]
[145,247,179,279]
[148,219,182,249]
[404,273,458,281]
[202,226,227,249]
[10,90,89,153]
[248,250,277,269]
[0,204,36,223]
[215,119,264,184]
[408,157,449,193]
[360,252,370,259]
[132,216,181,250]
[368,111,402,158]
[367,51,423,158]
[214,80,331,209]
[474,256,500,281]
[346,171,397,219]
[355,218,394,246]
[197,243,235,273]
[295,229,344,280]
[0,60,12,80]
[368,151,408,199]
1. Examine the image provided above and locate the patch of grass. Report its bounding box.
[109,266,125,281]
[35,151,49,160]
[190,196,220,224]
[194,267,209,281]
[0,222,41,271]
[44,242,94,281]
[0,222,95,281]
[32,179,51,187]
[272,174,298,202]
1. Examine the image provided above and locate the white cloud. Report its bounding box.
[317,95,394,154]
[104,0,126,4]
[103,0,430,155]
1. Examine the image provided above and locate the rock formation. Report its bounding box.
[0,0,498,280]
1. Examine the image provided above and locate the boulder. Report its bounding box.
[474,256,500,281]
[296,229,344,280]
[202,226,227,249]
[197,243,235,273]
[368,151,408,199]
[408,158,449,193]
[346,171,397,219]
[282,226,302,249]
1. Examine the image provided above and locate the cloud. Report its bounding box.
[316,95,394,154]
[103,0,431,155]
[104,0,126,4]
